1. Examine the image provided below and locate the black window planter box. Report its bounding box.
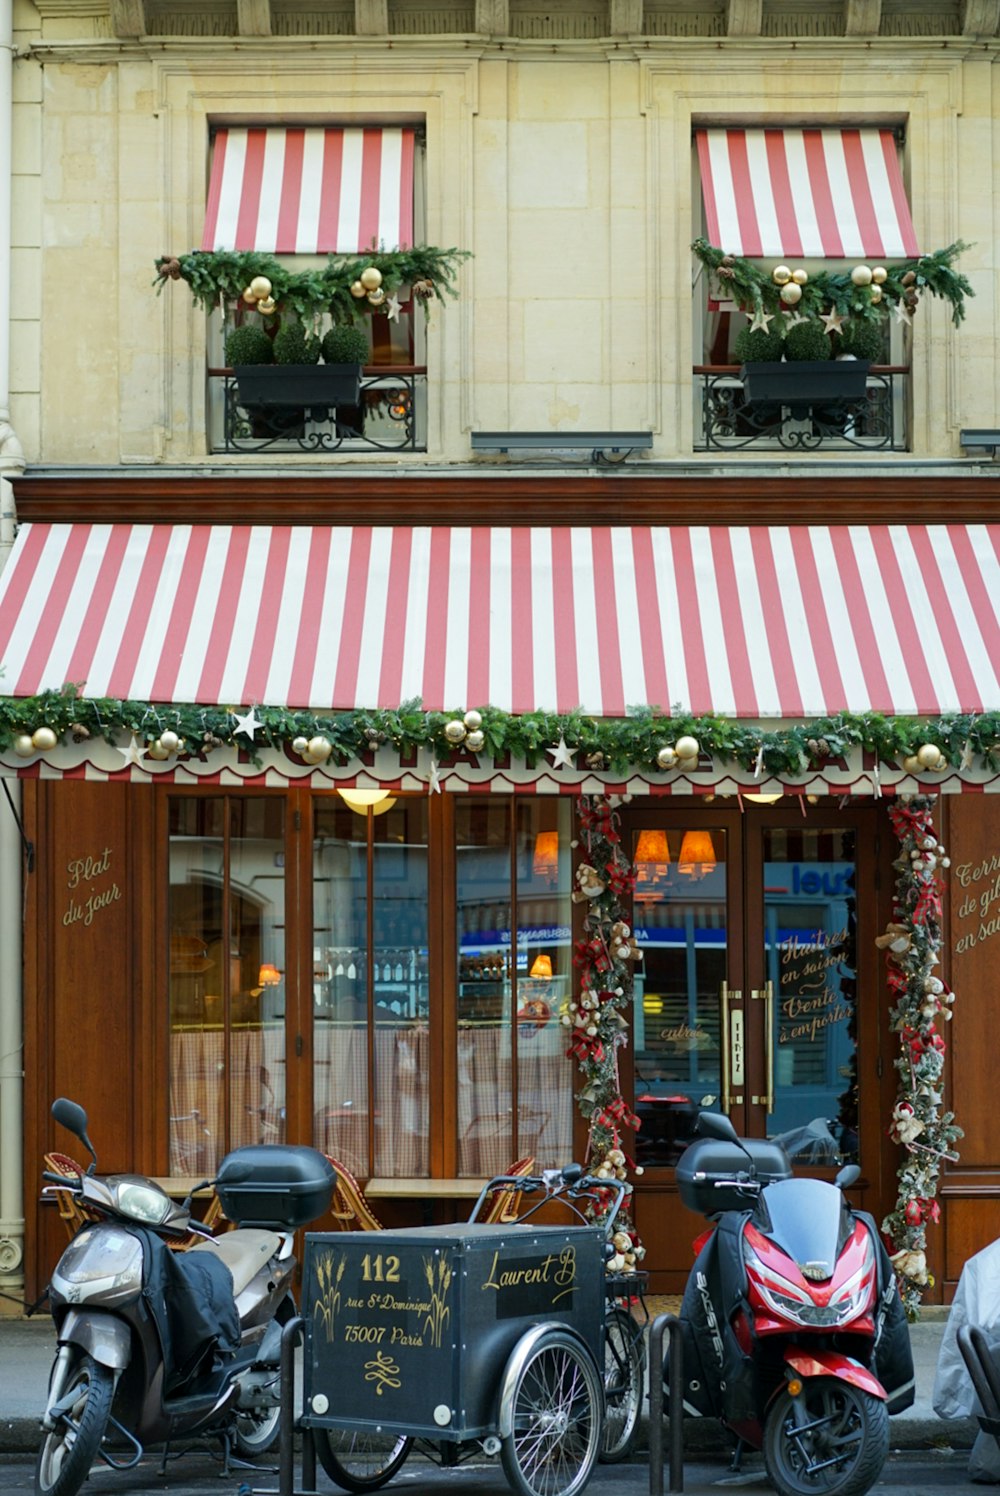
[740,359,872,405]
[234,363,363,408]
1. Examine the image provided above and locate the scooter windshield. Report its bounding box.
[757,1177,846,1274]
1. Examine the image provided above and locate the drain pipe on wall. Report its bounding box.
[0,0,26,1312]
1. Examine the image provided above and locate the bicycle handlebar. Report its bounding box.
[468,1164,629,1234]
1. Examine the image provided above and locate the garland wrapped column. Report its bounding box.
[567,796,645,1274]
[879,795,962,1318]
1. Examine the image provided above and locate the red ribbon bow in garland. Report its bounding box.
[596,1096,640,1131]
[567,1034,605,1064]
[574,936,611,973]
[605,860,636,898]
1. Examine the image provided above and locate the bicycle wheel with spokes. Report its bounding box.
[313,1427,413,1493]
[500,1328,602,1496]
[598,1307,644,1463]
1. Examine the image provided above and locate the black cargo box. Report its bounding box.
[216,1145,336,1228]
[676,1136,791,1216]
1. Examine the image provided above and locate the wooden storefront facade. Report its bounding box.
[9,473,1000,1306]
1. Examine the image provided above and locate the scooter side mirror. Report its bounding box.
[695,1109,741,1146]
[52,1097,98,1171]
[835,1163,861,1190]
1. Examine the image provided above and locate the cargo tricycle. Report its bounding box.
[299,1164,647,1496]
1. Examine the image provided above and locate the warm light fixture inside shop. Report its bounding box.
[338,788,397,815]
[677,829,717,879]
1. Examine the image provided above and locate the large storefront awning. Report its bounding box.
[695,127,920,260]
[1,521,998,792]
[201,126,416,254]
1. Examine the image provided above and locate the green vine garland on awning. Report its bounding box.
[2,690,1000,779]
[692,238,973,327]
[154,246,471,326]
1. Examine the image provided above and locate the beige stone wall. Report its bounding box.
[10,3,1000,464]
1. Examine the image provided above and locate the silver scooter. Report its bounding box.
[36,1097,336,1496]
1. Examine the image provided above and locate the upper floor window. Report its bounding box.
[693,125,916,453]
[203,124,427,455]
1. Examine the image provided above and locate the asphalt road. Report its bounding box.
[0,1447,988,1496]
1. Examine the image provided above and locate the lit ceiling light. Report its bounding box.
[338,788,398,816]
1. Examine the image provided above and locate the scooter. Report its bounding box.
[666,1111,914,1496]
[36,1098,336,1496]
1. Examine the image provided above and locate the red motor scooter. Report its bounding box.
[665,1111,913,1496]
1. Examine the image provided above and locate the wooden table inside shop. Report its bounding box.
[152,1178,215,1198]
[366,1177,488,1224]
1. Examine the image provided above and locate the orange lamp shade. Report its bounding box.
[634,829,670,866]
[532,830,560,880]
[258,963,282,987]
[677,829,717,878]
[530,953,553,979]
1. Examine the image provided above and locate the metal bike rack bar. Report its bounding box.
[278,1315,305,1496]
[647,1312,684,1495]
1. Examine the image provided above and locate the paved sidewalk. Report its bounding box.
[0,1304,978,1458]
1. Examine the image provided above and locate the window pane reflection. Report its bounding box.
[167,796,286,1175]
[632,827,726,1168]
[312,797,429,1178]
[765,828,859,1166]
[456,799,573,1175]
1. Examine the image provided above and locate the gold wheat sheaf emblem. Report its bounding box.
[313,1252,346,1343]
[422,1255,452,1349]
[364,1350,402,1394]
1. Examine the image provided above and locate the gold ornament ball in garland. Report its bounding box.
[791,268,808,285]
[13,733,35,757]
[350,280,367,299]
[32,726,58,751]
[466,729,485,752]
[444,719,467,744]
[772,264,792,285]
[851,264,873,286]
[674,734,700,761]
[872,266,888,284]
[360,266,383,291]
[780,283,802,305]
[463,709,483,731]
[657,745,677,769]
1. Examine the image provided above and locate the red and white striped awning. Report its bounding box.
[695,127,919,260]
[201,126,415,253]
[1,523,998,721]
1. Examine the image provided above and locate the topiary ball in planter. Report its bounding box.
[733,324,784,364]
[321,323,371,366]
[783,318,832,362]
[839,316,885,363]
[273,322,321,365]
[225,324,273,366]
[321,323,371,439]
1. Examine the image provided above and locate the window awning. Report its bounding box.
[1,522,997,720]
[201,126,415,253]
[695,127,919,260]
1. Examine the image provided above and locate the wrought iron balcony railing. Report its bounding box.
[208,366,427,454]
[694,365,908,452]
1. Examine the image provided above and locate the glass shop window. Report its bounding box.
[167,795,286,1176]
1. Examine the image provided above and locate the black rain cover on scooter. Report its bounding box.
[856,1210,915,1413]
[129,1228,241,1395]
[666,1212,758,1425]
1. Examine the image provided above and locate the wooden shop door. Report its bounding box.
[621,801,884,1293]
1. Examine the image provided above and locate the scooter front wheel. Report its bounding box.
[763,1377,889,1496]
[35,1352,115,1496]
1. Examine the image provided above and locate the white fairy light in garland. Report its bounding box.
[878,794,962,1319]
[568,796,645,1276]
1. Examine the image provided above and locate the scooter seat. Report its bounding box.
[190,1229,282,1297]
